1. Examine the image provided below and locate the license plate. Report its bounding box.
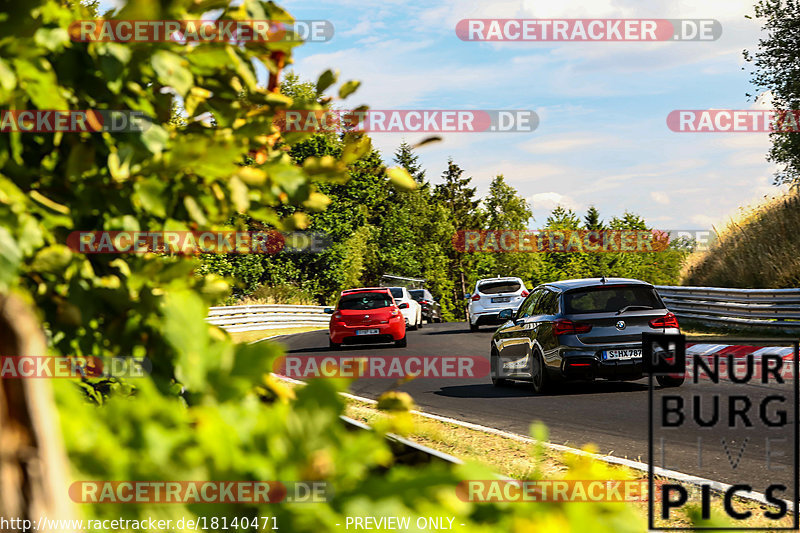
[491,297,510,303]
[602,349,642,361]
[356,329,379,336]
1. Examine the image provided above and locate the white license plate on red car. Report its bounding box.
[602,349,642,361]
[356,329,380,336]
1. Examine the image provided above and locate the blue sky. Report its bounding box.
[279,0,785,229]
[98,0,785,229]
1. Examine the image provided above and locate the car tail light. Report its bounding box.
[650,312,679,329]
[553,319,592,336]
[471,294,481,301]
[521,290,529,297]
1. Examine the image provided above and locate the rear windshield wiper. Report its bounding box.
[616,305,654,315]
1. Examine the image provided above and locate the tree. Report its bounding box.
[432,159,483,311]
[484,175,532,230]
[433,159,482,231]
[545,206,581,229]
[584,206,605,230]
[744,0,800,187]
[394,141,427,185]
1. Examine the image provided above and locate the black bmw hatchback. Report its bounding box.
[490,277,683,392]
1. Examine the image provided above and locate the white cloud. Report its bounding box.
[519,134,608,154]
[527,191,581,211]
[650,191,670,205]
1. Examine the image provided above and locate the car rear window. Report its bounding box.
[409,289,424,300]
[338,292,394,310]
[388,288,404,299]
[478,280,521,294]
[563,286,664,315]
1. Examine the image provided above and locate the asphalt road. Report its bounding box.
[280,322,798,500]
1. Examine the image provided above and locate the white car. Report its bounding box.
[386,286,423,330]
[467,277,528,332]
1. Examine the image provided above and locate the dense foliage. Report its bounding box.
[745,0,800,186]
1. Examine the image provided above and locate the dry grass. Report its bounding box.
[682,190,800,288]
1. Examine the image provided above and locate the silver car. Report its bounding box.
[490,277,683,393]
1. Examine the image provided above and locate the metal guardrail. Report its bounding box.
[206,304,330,333]
[655,285,800,332]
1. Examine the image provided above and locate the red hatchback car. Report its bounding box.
[325,288,407,349]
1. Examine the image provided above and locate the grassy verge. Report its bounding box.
[228,326,326,344]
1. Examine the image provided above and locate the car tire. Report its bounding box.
[491,352,510,387]
[417,312,423,329]
[531,351,550,394]
[395,335,407,348]
[409,320,417,331]
[656,374,685,387]
[329,339,341,350]
[470,322,479,332]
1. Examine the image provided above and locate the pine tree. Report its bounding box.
[583,206,604,230]
[393,141,426,185]
[433,159,482,231]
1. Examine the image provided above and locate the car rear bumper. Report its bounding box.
[556,329,681,380]
[470,308,519,325]
[330,320,405,344]
[559,345,646,380]
[560,354,644,380]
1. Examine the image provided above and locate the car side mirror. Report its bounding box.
[498,308,514,321]
[323,307,334,314]
[398,302,409,309]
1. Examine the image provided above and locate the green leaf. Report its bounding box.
[183,196,208,225]
[386,166,417,191]
[0,227,21,291]
[12,57,67,108]
[133,179,168,218]
[31,245,72,274]
[315,69,338,94]
[33,27,69,51]
[151,50,194,97]
[228,175,250,212]
[140,124,168,155]
[0,58,16,93]
[338,80,361,99]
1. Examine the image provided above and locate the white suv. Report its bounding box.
[386,287,423,330]
[467,277,528,331]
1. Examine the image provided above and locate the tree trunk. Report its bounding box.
[0,293,74,531]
